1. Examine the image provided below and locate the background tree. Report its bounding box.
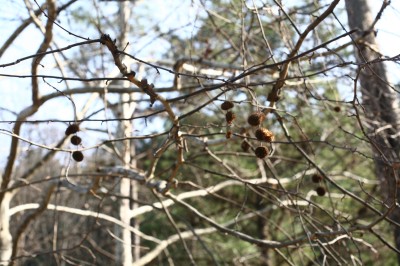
[0,0,400,265]
[345,0,400,263]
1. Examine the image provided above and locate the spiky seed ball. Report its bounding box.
[255,146,268,159]
[70,135,82,146]
[221,101,234,110]
[65,124,79,136]
[241,140,250,152]
[315,186,326,196]
[72,151,84,162]
[311,174,323,183]
[247,112,265,126]
[333,106,341,112]
[225,111,236,124]
[255,128,274,142]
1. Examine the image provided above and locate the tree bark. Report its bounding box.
[345,0,400,261]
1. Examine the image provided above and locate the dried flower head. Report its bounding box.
[65,124,79,136]
[70,135,82,146]
[255,146,268,159]
[255,128,274,142]
[247,112,265,126]
[72,151,84,162]
[315,186,326,196]
[225,111,236,124]
[241,140,250,152]
[311,174,323,183]
[221,101,234,110]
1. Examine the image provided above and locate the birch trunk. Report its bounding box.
[115,1,139,265]
[0,192,12,266]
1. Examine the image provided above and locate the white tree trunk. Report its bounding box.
[115,2,139,265]
[0,192,12,265]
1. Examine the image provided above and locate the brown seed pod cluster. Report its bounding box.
[254,146,268,159]
[245,112,276,160]
[72,151,84,162]
[225,111,236,125]
[221,101,234,110]
[311,174,323,183]
[65,124,84,162]
[247,112,265,126]
[221,101,235,138]
[315,186,326,196]
[255,128,274,142]
[65,124,79,136]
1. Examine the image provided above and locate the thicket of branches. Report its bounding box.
[1,0,400,265]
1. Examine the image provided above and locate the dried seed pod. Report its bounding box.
[247,112,265,126]
[221,101,234,110]
[255,128,274,142]
[226,130,232,139]
[241,140,250,152]
[254,146,268,159]
[315,186,326,196]
[311,174,323,183]
[65,124,79,136]
[225,111,236,124]
[140,78,148,87]
[72,151,84,162]
[333,106,341,112]
[70,135,82,146]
